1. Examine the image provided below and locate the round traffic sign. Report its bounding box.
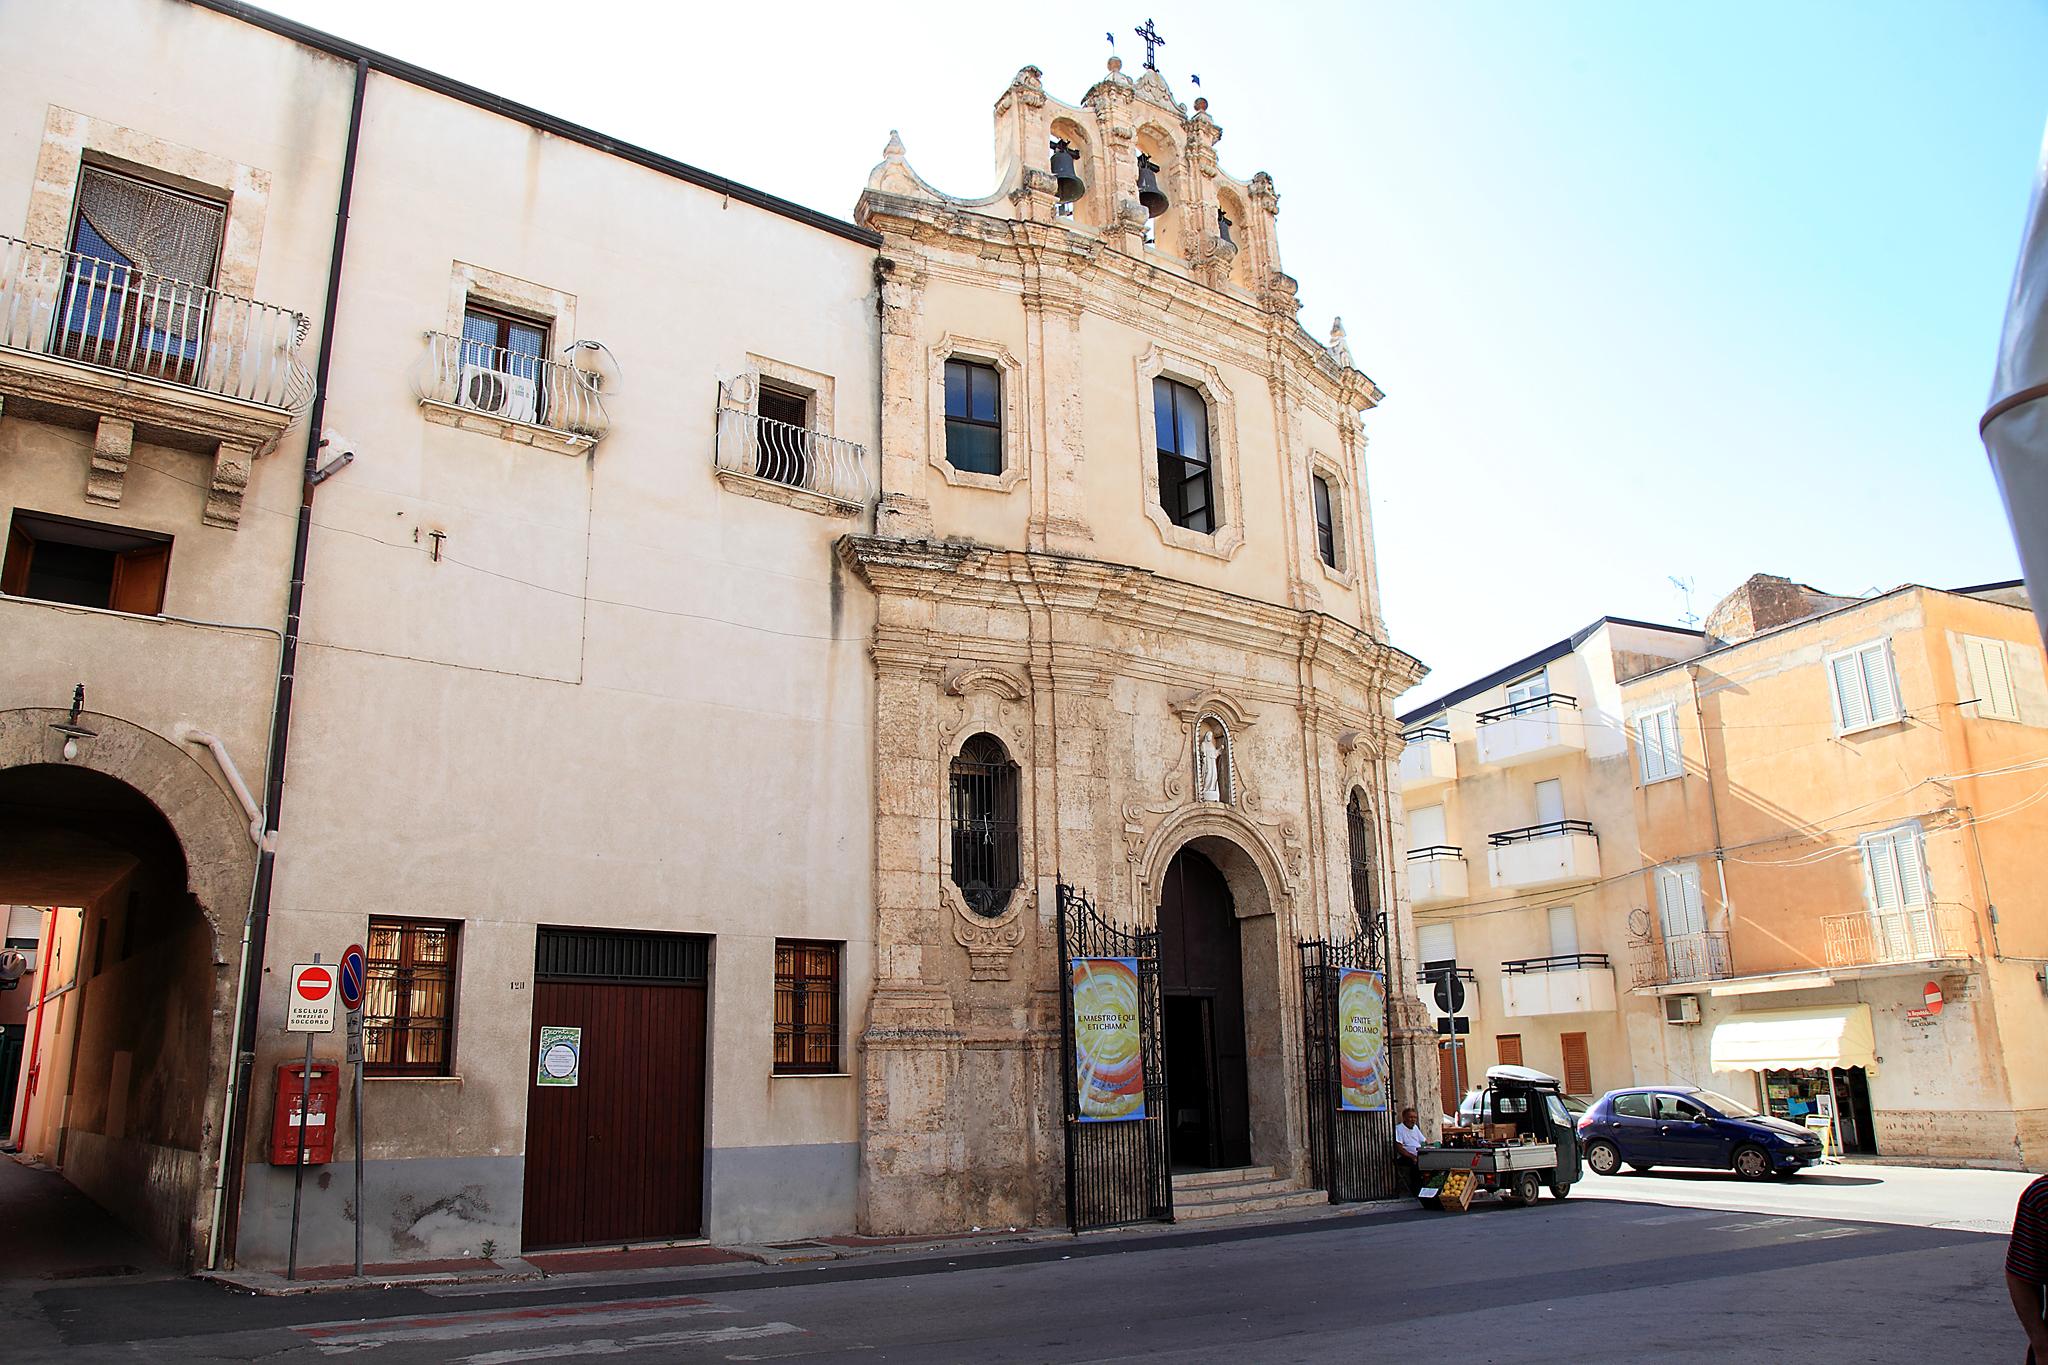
[339,944,366,1011]
[1924,981,1944,1015]
[1433,974,1466,1015]
[296,965,334,1001]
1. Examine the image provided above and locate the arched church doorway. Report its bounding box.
[0,761,221,1264]
[1157,846,1251,1170]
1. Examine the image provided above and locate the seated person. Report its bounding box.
[1394,1107,1426,1193]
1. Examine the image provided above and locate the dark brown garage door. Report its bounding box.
[522,928,709,1250]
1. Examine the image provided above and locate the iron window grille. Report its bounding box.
[1346,791,1381,944]
[774,939,841,1075]
[364,917,458,1077]
[1312,473,1337,568]
[1152,376,1215,533]
[950,734,1021,917]
[944,358,1003,474]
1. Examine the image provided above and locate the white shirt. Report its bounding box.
[1395,1122,1425,1156]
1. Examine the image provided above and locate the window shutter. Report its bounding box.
[1680,867,1705,933]
[109,542,170,615]
[1861,642,1900,724]
[1654,868,1677,936]
[1409,804,1447,849]
[1830,653,1870,730]
[1894,829,1928,907]
[1862,833,1902,912]
[1660,709,1683,776]
[1,524,31,596]
[1636,714,1660,781]
[1560,1032,1592,1095]
[1496,1034,1524,1067]
[1964,636,2019,721]
[1417,922,1456,964]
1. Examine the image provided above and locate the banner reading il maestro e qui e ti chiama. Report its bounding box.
[1338,967,1390,1112]
[1071,957,1146,1121]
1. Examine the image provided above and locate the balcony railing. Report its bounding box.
[1404,725,1450,745]
[1501,952,1612,975]
[1823,906,1979,969]
[715,402,870,510]
[414,331,609,442]
[1416,965,1477,985]
[1399,727,1457,789]
[1406,846,1469,905]
[0,234,312,410]
[1476,692,1579,725]
[1488,819,1596,847]
[1660,931,1732,984]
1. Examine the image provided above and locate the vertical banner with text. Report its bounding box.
[1071,957,1146,1121]
[1337,967,1390,1112]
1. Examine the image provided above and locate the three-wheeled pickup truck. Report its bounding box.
[1418,1064,1581,1210]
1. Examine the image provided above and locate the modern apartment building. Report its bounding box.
[1396,619,1706,1115]
[1622,575,2048,1167]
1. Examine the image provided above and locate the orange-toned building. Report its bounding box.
[1621,575,2048,1167]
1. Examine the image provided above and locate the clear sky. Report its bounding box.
[258,0,2048,707]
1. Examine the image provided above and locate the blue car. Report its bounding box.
[1576,1086,1825,1181]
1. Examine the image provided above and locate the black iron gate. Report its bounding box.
[1300,931,1401,1202]
[1057,882,1172,1230]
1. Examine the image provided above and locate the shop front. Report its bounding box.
[1709,1003,1877,1160]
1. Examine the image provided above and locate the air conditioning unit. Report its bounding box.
[459,363,538,425]
[1663,993,1701,1025]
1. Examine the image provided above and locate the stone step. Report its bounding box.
[1171,1165,1277,1191]
[1174,1187,1331,1220]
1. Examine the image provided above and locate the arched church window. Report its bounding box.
[1154,377,1214,533]
[949,734,1020,917]
[1194,716,1231,803]
[1348,790,1381,941]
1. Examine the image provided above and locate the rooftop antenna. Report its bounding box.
[1668,575,1699,628]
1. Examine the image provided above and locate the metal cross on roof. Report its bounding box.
[1134,18,1166,71]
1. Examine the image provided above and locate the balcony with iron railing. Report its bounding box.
[0,234,311,412]
[1499,952,1617,1016]
[1655,931,1733,986]
[1822,906,1980,971]
[1475,692,1584,767]
[412,330,609,449]
[1406,844,1469,906]
[1398,725,1456,791]
[1485,819,1599,891]
[714,398,870,515]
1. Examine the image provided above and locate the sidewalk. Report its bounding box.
[200,1197,1409,1296]
[0,1151,178,1287]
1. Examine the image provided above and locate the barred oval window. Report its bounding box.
[949,733,1021,917]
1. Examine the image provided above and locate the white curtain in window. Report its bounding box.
[76,167,224,285]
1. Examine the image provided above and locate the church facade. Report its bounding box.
[845,57,1426,1231]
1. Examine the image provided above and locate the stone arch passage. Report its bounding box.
[0,709,253,1268]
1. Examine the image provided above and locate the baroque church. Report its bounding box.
[845,53,1426,1230]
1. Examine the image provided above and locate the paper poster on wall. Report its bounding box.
[536,1025,582,1087]
[1070,957,1145,1121]
[1337,968,1390,1112]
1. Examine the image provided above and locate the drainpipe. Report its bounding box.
[214,53,369,1269]
[177,728,271,851]
[1687,664,1734,929]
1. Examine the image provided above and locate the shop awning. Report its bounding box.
[1708,1004,1877,1073]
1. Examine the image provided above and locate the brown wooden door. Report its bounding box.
[1560,1031,1591,1096]
[522,975,707,1249]
[1438,1040,1467,1117]
[1495,1034,1524,1067]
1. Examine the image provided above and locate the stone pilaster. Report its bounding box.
[875,256,932,540]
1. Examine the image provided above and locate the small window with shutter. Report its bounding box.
[2,510,171,616]
[1959,635,2020,722]
[1559,1032,1592,1096]
[1824,638,1902,733]
[1858,825,1929,913]
[1635,705,1683,783]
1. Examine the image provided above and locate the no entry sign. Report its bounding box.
[287,962,338,1032]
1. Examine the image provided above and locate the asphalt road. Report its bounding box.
[7,1187,2024,1364]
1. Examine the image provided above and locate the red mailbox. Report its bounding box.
[269,1061,339,1165]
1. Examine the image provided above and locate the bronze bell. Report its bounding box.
[1049,139,1086,204]
[1135,153,1168,218]
[1217,209,1234,246]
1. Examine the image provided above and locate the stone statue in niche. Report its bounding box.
[1195,717,1230,803]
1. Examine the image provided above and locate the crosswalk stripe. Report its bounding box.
[454,1322,805,1364]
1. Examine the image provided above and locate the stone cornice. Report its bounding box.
[839,534,1418,698]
